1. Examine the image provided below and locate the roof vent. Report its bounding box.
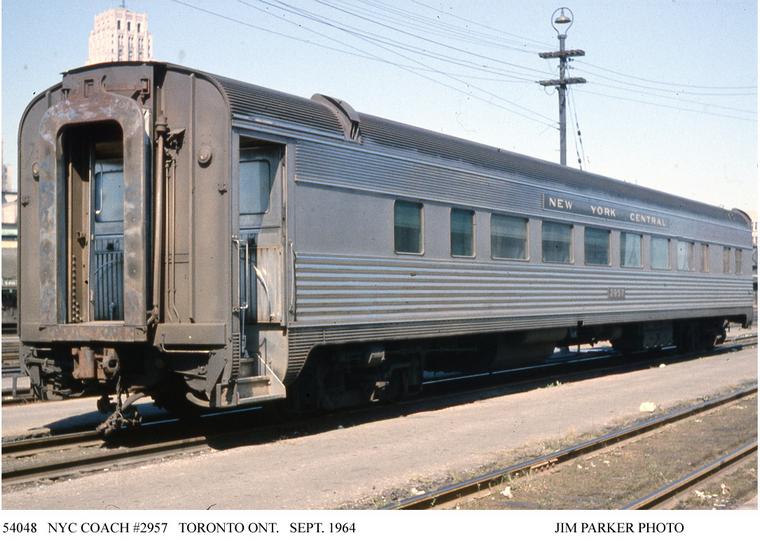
[311,94,361,143]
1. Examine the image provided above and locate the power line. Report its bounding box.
[576,66,756,97]
[568,86,588,168]
[409,0,555,49]
[567,91,583,170]
[574,71,757,115]
[573,88,756,123]
[309,0,555,77]
[166,0,536,84]
[347,0,544,55]
[246,0,552,81]
[575,59,756,91]
[245,0,558,126]
[173,0,556,128]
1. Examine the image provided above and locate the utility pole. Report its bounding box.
[538,7,586,167]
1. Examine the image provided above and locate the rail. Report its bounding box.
[623,440,757,509]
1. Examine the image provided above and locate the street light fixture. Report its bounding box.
[552,7,573,32]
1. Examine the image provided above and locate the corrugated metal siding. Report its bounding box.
[293,253,750,325]
[284,252,752,379]
[214,76,344,136]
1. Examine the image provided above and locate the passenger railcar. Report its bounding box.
[17,62,753,428]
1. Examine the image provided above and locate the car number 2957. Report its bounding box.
[608,288,626,300]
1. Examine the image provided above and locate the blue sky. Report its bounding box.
[2,0,757,218]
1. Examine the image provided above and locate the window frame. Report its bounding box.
[490,213,529,261]
[700,243,710,273]
[619,231,643,269]
[722,246,732,274]
[541,220,574,265]
[236,134,283,232]
[450,208,476,258]
[650,236,671,271]
[676,239,696,272]
[239,151,275,216]
[583,226,611,266]
[394,200,424,256]
[735,248,743,275]
[92,159,124,225]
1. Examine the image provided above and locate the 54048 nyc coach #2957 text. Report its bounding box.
[16,62,754,433]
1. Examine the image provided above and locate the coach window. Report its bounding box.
[650,237,670,270]
[677,240,695,271]
[93,159,124,224]
[491,214,527,260]
[620,232,642,268]
[451,208,475,257]
[700,243,710,272]
[735,249,742,274]
[584,227,609,265]
[723,247,731,273]
[240,148,274,215]
[395,201,423,254]
[542,221,573,263]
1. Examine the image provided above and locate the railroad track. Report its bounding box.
[623,440,757,509]
[3,335,756,487]
[2,430,215,486]
[383,384,757,509]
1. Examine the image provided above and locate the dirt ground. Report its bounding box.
[456,393,757,509]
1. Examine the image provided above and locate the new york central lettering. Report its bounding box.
[543,193,668,229]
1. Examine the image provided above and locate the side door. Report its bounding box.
[232,136,284,376]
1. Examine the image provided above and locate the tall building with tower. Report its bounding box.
[87,7,153,65]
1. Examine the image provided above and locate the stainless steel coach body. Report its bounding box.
[18,62,753,411]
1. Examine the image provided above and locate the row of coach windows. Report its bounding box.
[392,200,743,273]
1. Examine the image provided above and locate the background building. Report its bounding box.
[2,164,18,333]
[87,7,152,64]
[2,164,17,227]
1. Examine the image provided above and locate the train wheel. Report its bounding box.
[372,368,407,404]
[675,320,721,353]
[150,376,209,418]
